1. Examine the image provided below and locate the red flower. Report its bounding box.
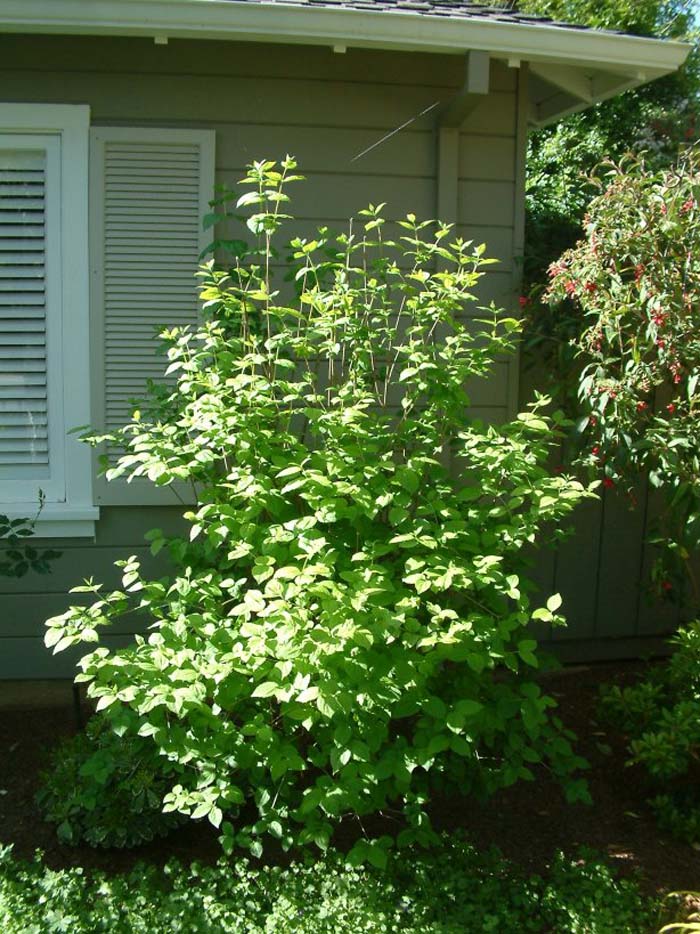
[518,295,529,308]
[636,401,648,412]
[584,282,597,294]
[564,280,577,296]
[602,477,615,489]
[656,339,666,349]
[661,580,673,592]
[548,261,566,278]
[592,446,600,456]
[666,403,676,415]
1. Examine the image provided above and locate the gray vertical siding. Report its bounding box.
[520,359,681,660]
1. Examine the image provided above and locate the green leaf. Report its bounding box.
[366,843,388,870]
[518,640,538,667]
[297,686,319,703]
[252,681,278,698]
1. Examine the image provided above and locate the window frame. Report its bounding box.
[0,103,97,537]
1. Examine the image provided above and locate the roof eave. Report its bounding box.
[0,0,691,123]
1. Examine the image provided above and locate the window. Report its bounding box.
[0,109,215,532]
[0,104,95,536]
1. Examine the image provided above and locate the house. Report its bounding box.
[0,0,690,677]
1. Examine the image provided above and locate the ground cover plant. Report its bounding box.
[43,158,593,863]
[0,836,654,934]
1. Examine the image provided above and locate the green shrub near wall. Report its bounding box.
[44,159,594,861]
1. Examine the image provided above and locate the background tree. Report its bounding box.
[515,0,699,384]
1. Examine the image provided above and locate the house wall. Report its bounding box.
[1,33,673,679]
[0,34,523,677]
[521,357,681,661]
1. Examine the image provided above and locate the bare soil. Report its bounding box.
[1,662,698,894]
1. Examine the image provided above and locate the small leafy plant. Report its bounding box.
[37,717,183,848]
[0,496,60,578]
[599,622,700,844]
[45,158,593,862]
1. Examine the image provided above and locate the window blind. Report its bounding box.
[0,149,49,474]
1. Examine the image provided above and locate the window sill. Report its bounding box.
[0,505,100,539]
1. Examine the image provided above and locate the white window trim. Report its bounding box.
[0,103,98,538]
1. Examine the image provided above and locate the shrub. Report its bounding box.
[45,158,593,861]
[546,151,700,598]
[0,838,653,934]
[0,497,60,578]
[37,717,183,848]
[599,622,700,843]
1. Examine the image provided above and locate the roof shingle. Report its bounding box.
[223,0,616,34]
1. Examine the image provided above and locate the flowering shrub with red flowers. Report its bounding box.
[547,151,700,599]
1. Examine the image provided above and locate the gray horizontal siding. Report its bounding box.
[0,36,517,90]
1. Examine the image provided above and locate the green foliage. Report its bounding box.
[599,622,700,843]
[36,717,184,848]
[649,792,700,846]
[547,152,700,594]
[519,0,699,395]
[0,838,653,934]
[0,498,61,579]
[45,158,593,860]
[518,0,696,39]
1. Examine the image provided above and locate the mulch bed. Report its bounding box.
[1,661,698,894]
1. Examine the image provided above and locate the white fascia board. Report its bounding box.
[0,0,690,76]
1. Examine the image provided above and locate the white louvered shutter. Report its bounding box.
[90,127,215,505]
[0,135,66,503]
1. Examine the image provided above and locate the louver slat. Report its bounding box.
[0,151,48,468]
[96,132,212,468]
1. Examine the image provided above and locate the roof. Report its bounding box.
[216,0,597,32]
[0,0,691,126]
